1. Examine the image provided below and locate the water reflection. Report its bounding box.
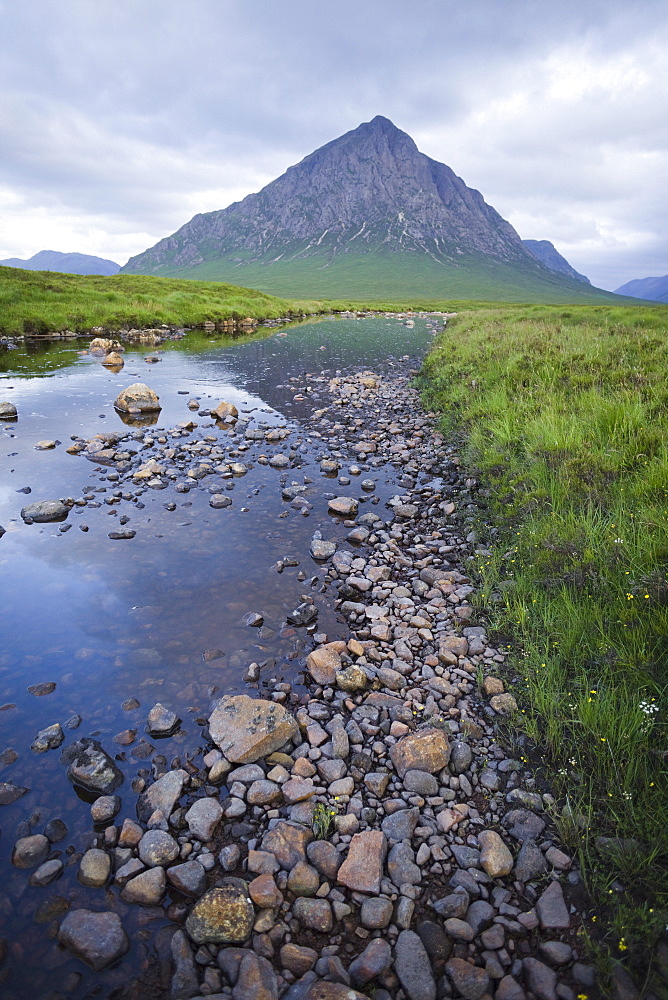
[0,314,441,999]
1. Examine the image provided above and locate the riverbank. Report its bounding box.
[422,303,668,994]
[3,354,601,1000]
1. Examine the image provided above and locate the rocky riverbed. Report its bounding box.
[1,351,599,1000]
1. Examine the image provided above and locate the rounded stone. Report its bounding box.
[185,885,254,944]
[0,401,18,419]
[138,829,179,867]
[21,500,69,523]
[360,896,393,929]
[58,908,129,971]
[78,849,111,887]
[246,779,283,806]
[166,860,207,897]
[114,383,161,413]
[445,957,490,999]
[184,797,224,840]
[12,834,50,869]
[287,860,320,897]
[29,858,64,886]
[120,866,166,905]
[90,795,121,824]
[478,829,514,878]
[292,897,333,933]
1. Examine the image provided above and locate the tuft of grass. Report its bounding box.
[421,303,668,990]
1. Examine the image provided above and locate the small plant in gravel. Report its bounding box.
[312,802,336,839]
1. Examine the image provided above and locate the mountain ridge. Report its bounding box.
[614,274,668,303]
[522,240,590,284]
[122,116,626,303]
[0,250,120,276]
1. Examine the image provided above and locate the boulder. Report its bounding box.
[120,866,166,905]
[306,646,341,685]
[208,695,298,764]
[185,886,254,944]
[58,909,129,971]
[211,400,239,422]
[328,497,359,517]
[390,727,451,777]
[185,797,224,840]
[394,929,437,1000]
[114,382,161,413]
[12,834,50,869]
[0,401,18,419]
[478,829,514,878]
[146,702,181,736]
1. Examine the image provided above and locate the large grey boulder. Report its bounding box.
[21,500,69,523]
[114,382,161,413]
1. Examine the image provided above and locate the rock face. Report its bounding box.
[61,738,123,795]
[522,239,591,284]
[21,500,69,523]
[114,383,161,413]
[122,117,550,303]
[185,886,254,944]
[58,909,129,971]
[208,695,298,763]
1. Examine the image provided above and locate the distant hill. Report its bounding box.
[522,240,590,284]
[0,250,120,276]
[122,116,625,304]
[614,274,668,303]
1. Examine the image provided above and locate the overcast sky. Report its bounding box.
[1,0,666,290]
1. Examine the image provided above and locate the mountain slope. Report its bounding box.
[0,250,120,276]
[522,240,590,284]
[122,116,624,303]
[614,274,668,303]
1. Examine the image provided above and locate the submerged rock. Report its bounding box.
[58,908,129,971]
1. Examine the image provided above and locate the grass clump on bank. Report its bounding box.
[0,266,328,335]
[421,303,668,989]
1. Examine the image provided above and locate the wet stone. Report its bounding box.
[138,830,180,867]
[58,908,129,971]
[137,768,186,823]
[91,795,121,824]
[61,738,123,795]
[12,834,50,869]
[120,866,166,905]
[167,860,207,897]
[31,723,64,753]
[29,858,64,886]
[78,849,111,887]
[146,702,181,736]
[0,781,29,804]
[21,500,69,523]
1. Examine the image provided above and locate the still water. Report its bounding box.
[0,315,439,998]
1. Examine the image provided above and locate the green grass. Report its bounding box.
[0,265,328,336]
[147,248,632,304]
[421,303,668,991]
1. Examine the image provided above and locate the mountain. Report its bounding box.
[522,240,590,284]
[122,116,625,303]
[0,250,120,276]
[614,274,668,303]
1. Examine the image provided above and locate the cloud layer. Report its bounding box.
[1,0,666,289]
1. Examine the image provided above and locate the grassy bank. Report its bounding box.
[0,264,641,338]
[421,304,668,991]
[0,266,329,335]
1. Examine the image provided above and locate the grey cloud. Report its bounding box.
[0,0,666,287]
